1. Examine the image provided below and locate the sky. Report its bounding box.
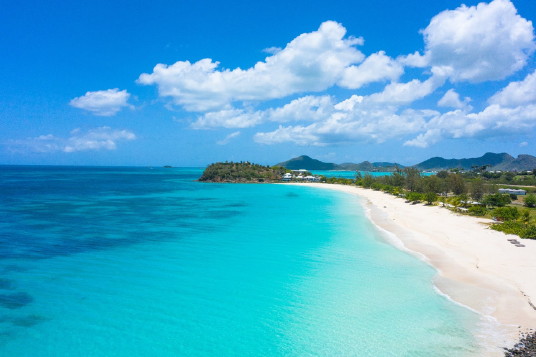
[1,0,535,166]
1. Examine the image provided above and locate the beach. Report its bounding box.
[284,183,536,351]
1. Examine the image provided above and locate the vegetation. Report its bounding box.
[482,193,511,207]
[525,194,536,208]
[199,162,289,183]
[491,207,519,221]
[351,167,536,239]
[491,221,536,239]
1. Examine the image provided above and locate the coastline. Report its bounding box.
[283,182,536,353]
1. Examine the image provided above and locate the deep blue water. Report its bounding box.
[0,166,481,356]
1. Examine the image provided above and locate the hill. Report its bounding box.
[199,162,288,183]
[277,155,403,171]
[276,155,337,170]
[415,152,514,170]
[491,154,536,171]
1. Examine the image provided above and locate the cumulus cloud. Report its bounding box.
[488,70,536,106]
[404,0,535,82]
[266,95,335,122]
[216,131,241,145]
[339,51,404,89]
[137,21,364,111]
[70,89,131,116]
[254,107,432,146]
[191,95,335,129]
[191,108,263,129]
[405,104,536,147]
[437,89,472,110]
[367,72,447,104]
[6,127,136,153]
[253,93,436,146]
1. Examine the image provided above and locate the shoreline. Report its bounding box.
[283,183,536,354]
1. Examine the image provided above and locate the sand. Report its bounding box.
[284,183,536,353]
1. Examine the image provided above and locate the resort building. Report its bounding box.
[498,188,526,195]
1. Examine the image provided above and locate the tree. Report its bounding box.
[468,205,487,216]
[524,194,536,208]
[406,192,423,203]
[470,179,485,202]
[447,174,467,195]
[436,170,449,179]
[483,193,511,207]
[362,174,374,188]
[492,207,519,221]
[503,172,515,182]
[404,167,422,192]
[389,172,405,188]
[424,192,438,205]
[422,176,442,194]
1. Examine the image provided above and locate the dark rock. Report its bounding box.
[504,331,536,356]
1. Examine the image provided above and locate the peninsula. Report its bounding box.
[198,161,289,183]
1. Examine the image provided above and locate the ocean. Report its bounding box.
[0,166,481,356]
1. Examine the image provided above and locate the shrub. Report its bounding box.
[524,194,536,208]
[468,205,487,216]
[424,192,438,205]
[483,193,511,207]
[521,225,536,239]
[491,221,536,239]
[406,192,423,203]
[492,207,519,221]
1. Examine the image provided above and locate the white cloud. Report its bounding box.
[137,21,364,111]
[367,71,447,104]
[217,131,241,145]
[263,47,282,55]
[488,70,536,106]
[70,89,131,116]
[520,141,528,147]
[191,108,263,129]
[7,127,136,153]
[406,0,535,82]
[190,95,334,129]
[437,89,472,110]
[265,95,334,122]
[339,51,403,89]
[253,95,435,146]
[404,103,536,147]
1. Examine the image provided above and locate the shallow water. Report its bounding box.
[0,166,480,356]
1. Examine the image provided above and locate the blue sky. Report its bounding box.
[1,0,535,166]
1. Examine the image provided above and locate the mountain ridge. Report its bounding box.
[276,153,536,171]
[276,155,403,171]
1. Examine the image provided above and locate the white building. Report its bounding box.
[498,188,526,195]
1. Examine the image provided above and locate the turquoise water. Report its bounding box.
[0,166,480,356]
[311,170,435,179]
[310,170,392,179]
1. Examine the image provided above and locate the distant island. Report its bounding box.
[198,162,289,183]
[277,152,536,172]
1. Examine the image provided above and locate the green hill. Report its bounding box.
[414,152,536,171]
[277,155,403,171]
[276,155,337,170]
[199,162,288,183]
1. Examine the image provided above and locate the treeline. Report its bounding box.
[320,168,536,239]
[480,169,536,186]
[199,162,288,183]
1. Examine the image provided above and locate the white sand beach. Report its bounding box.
[284,183,536,351]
